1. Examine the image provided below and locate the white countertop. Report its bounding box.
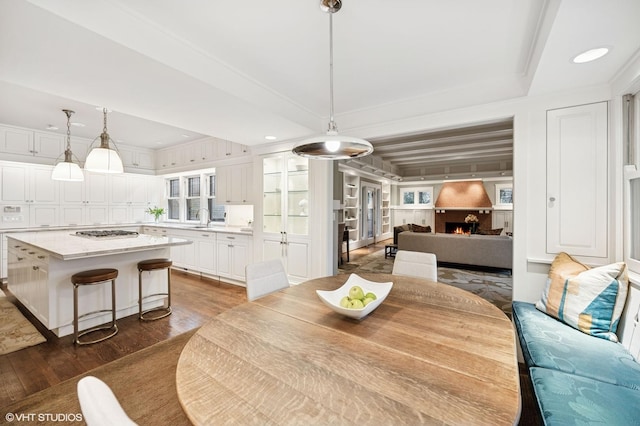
[144,223,253,235]
[7,230,191,260]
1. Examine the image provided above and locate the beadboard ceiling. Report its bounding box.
[0,0,639,179]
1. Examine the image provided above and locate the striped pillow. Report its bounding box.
[536,253,629,342]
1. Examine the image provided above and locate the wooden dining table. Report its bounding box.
[176,274,521,425]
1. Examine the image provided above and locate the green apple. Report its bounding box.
[348,285,364,300]
[348,298,364,309]
[339,296,350,308]
[365,292,377,300]
[363,296,375,306]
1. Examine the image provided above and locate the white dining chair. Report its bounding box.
[392,250,438,281]
[77,376,137,426]
[245,259,290,301]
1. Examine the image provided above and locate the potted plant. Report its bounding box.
[147,206,165,223]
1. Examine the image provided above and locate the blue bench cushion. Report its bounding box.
[513,301,640,390]
[530,367,640,426]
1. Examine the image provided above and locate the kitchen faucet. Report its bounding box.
[196,208,211,226]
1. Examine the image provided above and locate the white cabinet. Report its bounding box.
[0,163,60,227]
[195,232,216,275]
[1,163,58,204]
[261,153,310,283]
[109,174,161,224]
[1,125,33,156]
[166,229,211,273]
[217,233,251,281]
[0,126,63,160]
[492,210,513,235]
[59,171,109,226]
[216,140,249,159]
[216,162,253,204]
[156,147,185,170]
[33,132,65,160]
[546,102,608,257]
[119,145,155,171]
[8,243,50,326]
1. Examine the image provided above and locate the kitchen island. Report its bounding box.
[7,230,191,337]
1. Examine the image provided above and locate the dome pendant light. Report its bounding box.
[51,109,84,181]
[292,0,373,160]
[84,108,124,173]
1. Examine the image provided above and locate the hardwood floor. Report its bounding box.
[0,271,246,408]
[2,250,541,424]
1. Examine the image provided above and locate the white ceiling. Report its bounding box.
[1,0,639,176]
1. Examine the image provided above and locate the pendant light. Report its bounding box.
[292,0,373,160]
[84,108,124,173]
[51,109,84,181]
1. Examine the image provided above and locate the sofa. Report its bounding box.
[397,231,512,269]
[512,301,640,424]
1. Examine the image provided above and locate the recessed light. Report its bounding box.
[181,134,190,138]
[46,125,58,130]
[572,47,610,64]
[70,122,85,127]
[265,135,277,141]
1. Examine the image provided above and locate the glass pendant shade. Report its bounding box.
[85,146,124,173]
[85,108,124,173]
[52,109,84,181]
[52,152,84,181]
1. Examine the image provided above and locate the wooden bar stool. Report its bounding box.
[138,258,172,321]
[71,268,119,346]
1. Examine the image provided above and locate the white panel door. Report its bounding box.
[546,102,608,257]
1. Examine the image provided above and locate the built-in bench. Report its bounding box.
[512,301,640,424]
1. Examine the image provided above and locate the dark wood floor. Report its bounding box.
[1,245,541,424]
[0,271,246,408]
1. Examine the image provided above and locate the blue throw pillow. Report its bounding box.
[537,256,629,342]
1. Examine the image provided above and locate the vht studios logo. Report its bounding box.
[5,412,83,422]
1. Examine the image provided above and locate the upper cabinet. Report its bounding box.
[118,145,155,171]
[216,163,253,205]
[546,102,608,258]
[156,138,250,172]
[0,126,64,160]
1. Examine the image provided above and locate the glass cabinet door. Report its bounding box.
[262,153,308,236]
[286,155,308,236]
[263,156,283,233]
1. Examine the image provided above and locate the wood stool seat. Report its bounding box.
[138,258,172,321]
[71,268,119,346]
[138,258,172,271]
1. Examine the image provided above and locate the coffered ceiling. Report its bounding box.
[0,0,638,179]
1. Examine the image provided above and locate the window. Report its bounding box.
[167,178,180,220]
[400,187,433,208]
[495,183,513,207]
[164,169,227,225]
[186,176,201,221]
[206,174,226,223]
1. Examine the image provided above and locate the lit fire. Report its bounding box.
[452,227,469,235]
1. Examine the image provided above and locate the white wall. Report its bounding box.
[350,84,616,304]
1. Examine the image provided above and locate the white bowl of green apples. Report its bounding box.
[316,274,393,319]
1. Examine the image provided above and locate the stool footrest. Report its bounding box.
[140,306,172,321]
[75,323,118,345]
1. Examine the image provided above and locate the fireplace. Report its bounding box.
[435,210,489,233]
[445,222,473,234]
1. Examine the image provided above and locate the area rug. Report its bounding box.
[0,291,47,355]
[2,329,197,425]
[339,249,513,315]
